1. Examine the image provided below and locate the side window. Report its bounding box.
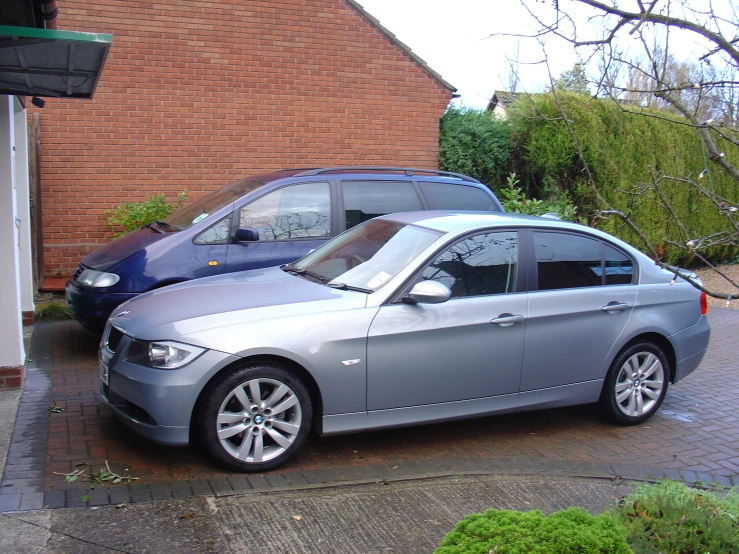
[418,182,498,211]
[342,181,423,229]
[603,243,634,285]
[534,232,602,291]
[194,215,232,245]
[238,182,331,241]
[421,231,517,298]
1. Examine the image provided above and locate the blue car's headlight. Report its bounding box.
[78,269,120,287]
[127,340,205,369]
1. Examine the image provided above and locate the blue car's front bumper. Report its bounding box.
[65,279,137,331]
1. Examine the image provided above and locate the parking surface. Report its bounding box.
[1,308,737,511]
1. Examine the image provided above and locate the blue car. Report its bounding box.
[66,167,504,331]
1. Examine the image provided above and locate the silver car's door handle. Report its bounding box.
[602,302,629,312]
[490,313,525,326]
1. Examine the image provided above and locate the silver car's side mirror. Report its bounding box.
[403,280,451,304]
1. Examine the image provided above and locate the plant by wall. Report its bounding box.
[106,190,187,237]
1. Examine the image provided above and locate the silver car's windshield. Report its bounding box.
[290,219,442,292]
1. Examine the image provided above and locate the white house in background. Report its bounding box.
[0,2,110,387]
[485,91,522,119]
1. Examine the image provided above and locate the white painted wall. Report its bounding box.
[0,95,25,368]
[14,100,33,315]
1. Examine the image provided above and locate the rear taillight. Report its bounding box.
[700,291,708,315]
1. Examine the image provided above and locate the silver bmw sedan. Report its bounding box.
[99,211,711,471]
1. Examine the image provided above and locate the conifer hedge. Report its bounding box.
[507,93,739,264]
[439,98,739,264]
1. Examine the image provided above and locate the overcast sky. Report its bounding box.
[357,0,580,108]
[357,0,734,110]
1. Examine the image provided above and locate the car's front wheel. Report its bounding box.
[600,342,669,425]
[196,362,312,472]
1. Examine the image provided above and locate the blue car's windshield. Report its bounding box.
[291,219,442,292]
[163,176,271,230]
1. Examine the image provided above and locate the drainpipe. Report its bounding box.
[36,0,59,30]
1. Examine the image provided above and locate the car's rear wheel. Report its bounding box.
[600,342,669,425]
[196,362,312,472]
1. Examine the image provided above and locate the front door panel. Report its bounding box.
[366,294,528,411]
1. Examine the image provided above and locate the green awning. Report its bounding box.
[0,25,111,98]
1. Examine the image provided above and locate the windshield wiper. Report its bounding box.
[142,222,164,233]
[326,282,373,293]
[281,264,328,283]
[142,220,174,233]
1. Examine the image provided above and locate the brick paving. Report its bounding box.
[1,308,737,511]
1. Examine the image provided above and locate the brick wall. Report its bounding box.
[0,366,23,388]
[32,0,453,274]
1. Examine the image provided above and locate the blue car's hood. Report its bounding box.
[109,266,367,340]
[82,228,169,270]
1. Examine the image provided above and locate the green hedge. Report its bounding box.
[507,93,739,264]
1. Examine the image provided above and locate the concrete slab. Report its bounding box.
[0,475,638,554]
[213,475,637,554]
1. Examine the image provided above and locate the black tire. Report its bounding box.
[195,362,312,472]
[599,342,670,425]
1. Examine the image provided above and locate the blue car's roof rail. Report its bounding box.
[294,167,482,184]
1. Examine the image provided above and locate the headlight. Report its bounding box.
[78,269,120,288]
[126,340,205,369]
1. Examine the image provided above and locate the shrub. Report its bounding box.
[609,480,739,554]
[434,507,632,554]
[498,172,578,221]
[439,106,512,187]
[106,190,187,237]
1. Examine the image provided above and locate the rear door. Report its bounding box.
[519,230,637,392]
[226,181,333,272]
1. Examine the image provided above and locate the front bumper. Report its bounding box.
[100,333,240,446]
[65,280,137,331]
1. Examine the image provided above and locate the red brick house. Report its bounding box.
[32,0,455,276]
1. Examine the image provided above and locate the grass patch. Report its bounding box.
[34,302,75,321]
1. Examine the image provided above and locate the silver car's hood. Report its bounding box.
[109,266,368,340]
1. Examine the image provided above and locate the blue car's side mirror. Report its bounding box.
[233,228,259,242]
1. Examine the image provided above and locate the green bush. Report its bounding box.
[106,190,187,237]
[439,106,512,187]
[498,172,578,221]
[609,480,739,554]
[507,93,739,264]
[435,507,632,554]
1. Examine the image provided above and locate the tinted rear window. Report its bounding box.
[342,181,423,229]
[419,181,498,211]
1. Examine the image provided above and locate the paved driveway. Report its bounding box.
[1,308,737,511]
